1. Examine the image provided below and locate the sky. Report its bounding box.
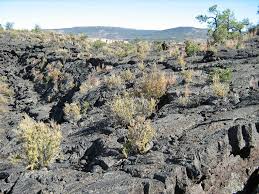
[0,0,258,30]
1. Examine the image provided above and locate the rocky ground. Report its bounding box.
[0,31,259,194]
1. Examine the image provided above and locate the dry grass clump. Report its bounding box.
[177,55,186,69]
[107,41,136,59]
[182,69,194,83]
[136,41,150,62]
[185,40,200,56]
[123,116,155,156]
[138,66,169,99]
[46,64,62,82]
[179,84,191,106]
[109,93,156,126]
[120,69,134,81]
[0,76,14,112]
[105,74,123,88]
[63,102,81,123]
[166,72,177,86]
[81,100,90,114]
[19,115,62,170]
[225,38,244,49]
[212,74,229,97]
[169,46,180,58]
[80,75,101,94]
[137,62,145,71]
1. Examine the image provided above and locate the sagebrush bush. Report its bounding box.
[63,102,81,123]
[137,62,145,71]
[81,100,90,114]
[0,81,14,97]
[109,93,156,126]
[46,65,62,82]
[177,55,186,69]
[210,68,232,83]
[0,77,14,112]
[179,84,190,106]
[107,41,135,59]
[185,40,200,56]
[120,69,134,81]
[170,47,180,58]
[91,40,106,50]
[139,66,168,99]
[182,69,194,83]
[105,74,123,88]
[80,75,100,94]
[19,115,62,170]
[212,74,229,97]
[136,41,150,62]
[123,116,155,156]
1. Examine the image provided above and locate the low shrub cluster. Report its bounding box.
[19,115,62,170]
[80,75,101,94]
[105,74,123,88]
[138,66,169,99]
[0,76,14,112]
[185,40,200,56]
[210,68,232,83]
[211,73,230,97]
[109,92,156,126]
[63,102,81,123]
[123,116,155,156]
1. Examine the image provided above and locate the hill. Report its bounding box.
[50,26,207,41]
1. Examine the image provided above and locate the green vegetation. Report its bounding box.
[211,73,230,97]
[91,39,106,50]
[19,115,62,170]
[138,66,169,99]
[105,74,123,88]
[32,24,41,33]
[80,75,100,94]
[123,116,155,156]
[63,102,82,123]
[196,5,250,44]
[136,41,150,62]
[0,76,14,112]
[185,40,200,56]
[5,22,14,30]
[210,68,232,83]
[109,92,156,126]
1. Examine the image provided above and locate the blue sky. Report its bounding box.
[0,0,258,30]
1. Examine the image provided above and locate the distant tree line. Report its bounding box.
[0,22,42,32]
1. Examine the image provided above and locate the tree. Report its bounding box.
[0,24,3,30]
[196,5,249,44]
[5,22,14,30]
[32,24,41,32]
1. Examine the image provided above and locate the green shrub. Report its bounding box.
[63,102,81,123]
[138,66,169,99]
[109,92,156,126]
[211,73,230,97]
[91,40,106,50]
[105,74,123,88]
[136,41,150,62]
[19,115,62,170]
[123,116,155,156]
[210,68,232,83]
[185,40,200,56]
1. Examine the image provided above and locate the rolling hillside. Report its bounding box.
[50,26,207,41]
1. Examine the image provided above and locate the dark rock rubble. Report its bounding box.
[0,32,259,194]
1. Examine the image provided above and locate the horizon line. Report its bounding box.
[46,25,208,31]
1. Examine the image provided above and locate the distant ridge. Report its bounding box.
[49,26,207,41]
